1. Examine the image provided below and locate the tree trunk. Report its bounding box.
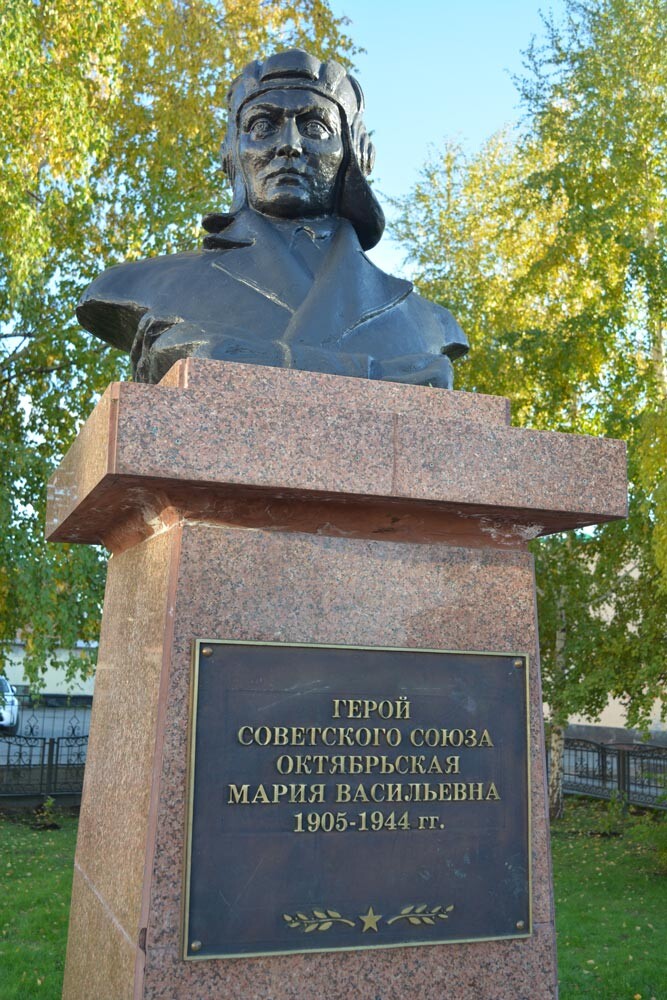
[649,317,666,398]
[548,587,568,821]
[548,723,565,821]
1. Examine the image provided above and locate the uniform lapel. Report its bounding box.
[281,221,413,348]
[208,210,312,314]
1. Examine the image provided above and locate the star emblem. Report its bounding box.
[359,905,382,932]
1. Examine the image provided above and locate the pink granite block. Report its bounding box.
[133,524,556,999]
[160,357,512,426]
[111,383,395,495]
[63,867,137,1000]
[46,362,626,552]
[393,413,627,526]
[63,530,176,1000]
[46,385,116,535]
[54,364,628,999]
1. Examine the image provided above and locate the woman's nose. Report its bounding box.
[276,117,302,157]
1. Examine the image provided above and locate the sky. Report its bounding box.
[329,0,567,273]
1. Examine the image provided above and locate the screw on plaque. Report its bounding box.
[513,658,524,668]
[190,940,203,952]
[516,920,526,930]
[201,647,213,657]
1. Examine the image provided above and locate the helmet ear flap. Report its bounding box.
[349,112,375,177]
[220,128,248,214]
[338,106,383,250]
[220,133,234,181]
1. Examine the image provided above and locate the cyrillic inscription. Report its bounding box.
[184,642,530,960]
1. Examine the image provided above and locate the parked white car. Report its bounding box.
[0,677,20,735]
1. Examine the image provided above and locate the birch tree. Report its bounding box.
[394,0,667,816]
[0,0,357,684]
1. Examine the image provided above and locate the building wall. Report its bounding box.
[2,641,96,696]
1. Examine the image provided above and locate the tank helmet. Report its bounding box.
[218,49,384,250]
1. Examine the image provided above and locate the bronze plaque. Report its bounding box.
[183,642,530,959]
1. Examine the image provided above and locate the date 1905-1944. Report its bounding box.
[294,810,449,833]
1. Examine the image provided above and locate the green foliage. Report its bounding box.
[393,0,667,731]
[519,0,667,597]
[0,0,358,686]
[630,809,667,874]
[33,796,60,831]
[594,791,627,837]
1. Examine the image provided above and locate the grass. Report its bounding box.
[0,797,665,999]
[552,796,667,999]
[0,808,77,1000]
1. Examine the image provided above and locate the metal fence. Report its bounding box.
[0,735,88,797]
[1,730,666,805]
[0,694,92,798]
[562,738,667,810]
[13,692,92,740]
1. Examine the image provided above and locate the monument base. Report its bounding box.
[49,360,626,999]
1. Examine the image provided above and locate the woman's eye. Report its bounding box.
[249,118,275,137]
[301,120,329,138]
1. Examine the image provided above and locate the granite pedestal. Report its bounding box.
[47,359,626,1000]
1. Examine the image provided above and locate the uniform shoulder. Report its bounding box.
[77,250,213,352]
[407,290,469,360]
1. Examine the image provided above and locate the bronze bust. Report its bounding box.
[77,49,468,387]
